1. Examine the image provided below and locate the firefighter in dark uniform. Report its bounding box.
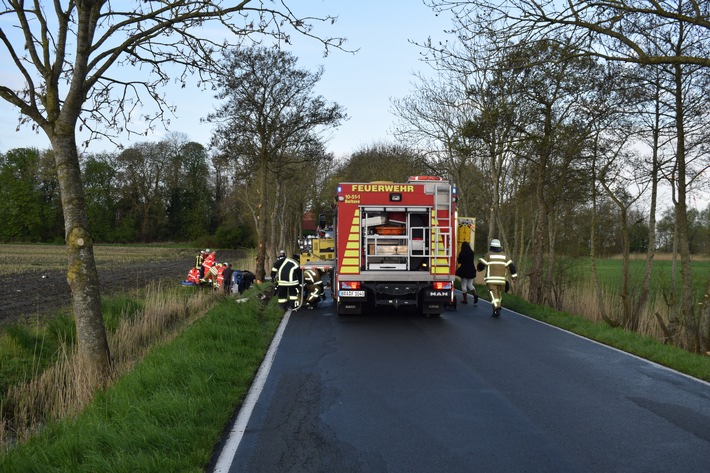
[271,250,302,310]
[270,250,287,282]
[303,267,324,309]
[476,239,517,318]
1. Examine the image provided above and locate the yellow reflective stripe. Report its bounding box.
[486,277,507,283]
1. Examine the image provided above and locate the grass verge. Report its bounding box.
[0,288,283,472]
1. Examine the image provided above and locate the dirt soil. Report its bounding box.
[0,250,244,328]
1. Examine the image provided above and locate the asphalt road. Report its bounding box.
[213,294,710,473]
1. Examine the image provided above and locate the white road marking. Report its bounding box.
[212,308,292,473]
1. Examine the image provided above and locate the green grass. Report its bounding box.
[0,315,74,396]
[571,257,710,301]
[0,291,149,396]
[0,289,283,472]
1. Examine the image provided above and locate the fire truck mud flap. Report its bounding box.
[337,300,362,315]
[337,289,366,315]
[420,288,452,315]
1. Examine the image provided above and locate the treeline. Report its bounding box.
[0,136,253,247]
[2,138,709,253]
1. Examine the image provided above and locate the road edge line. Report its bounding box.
[212,307,292,473]
[512,308,710,388]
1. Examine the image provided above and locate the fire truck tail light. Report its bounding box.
[433,281,452,290]
[341,281,361,290]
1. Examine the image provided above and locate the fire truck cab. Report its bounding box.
[333,176,457,316]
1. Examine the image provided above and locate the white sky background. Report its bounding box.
[0,1,451,159]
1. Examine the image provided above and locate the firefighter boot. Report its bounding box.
[461,292,468,304]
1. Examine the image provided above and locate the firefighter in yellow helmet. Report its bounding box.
[476,239,517,317]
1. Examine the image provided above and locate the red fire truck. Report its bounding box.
[333,176,457,316]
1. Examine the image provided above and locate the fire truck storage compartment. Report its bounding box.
[361,208,429,271]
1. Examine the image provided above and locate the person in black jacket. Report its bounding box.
[456,241,479,304]
[221,262,234,294]
[270,250,287,282]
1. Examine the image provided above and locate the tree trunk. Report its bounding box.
[673,63,698,352]
[255,154,269,282]
[619,207,632,328]
[50,131,111,386]
[528,168,547,304]
[269,182,279,256]
[701,278,710,354]
[637,92,661,332]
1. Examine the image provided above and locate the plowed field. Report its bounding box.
[0,245,248,327]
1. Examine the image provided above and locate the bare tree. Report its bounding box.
[208,46,346,282]
[494,39,604,304]
[426,1,710,67]
[391,73,479,213]
[428,0,710,351]
[0,1,345,386]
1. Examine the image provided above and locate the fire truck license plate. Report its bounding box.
[339,290,365,297]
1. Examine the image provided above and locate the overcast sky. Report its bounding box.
[0,1,451,159]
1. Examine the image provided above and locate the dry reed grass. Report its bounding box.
[574,280,673,340]
[0,284,217,448]
[512,277,667,341]
[609,252,710,261]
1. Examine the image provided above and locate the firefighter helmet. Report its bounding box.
[490,239,501,249]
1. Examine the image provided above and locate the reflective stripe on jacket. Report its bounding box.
[477,252,517,285]
[277,258,302,287]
